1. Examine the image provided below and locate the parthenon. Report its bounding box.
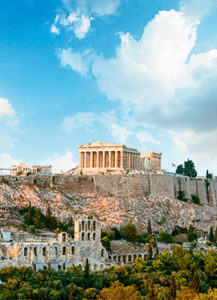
[78,142,161,173]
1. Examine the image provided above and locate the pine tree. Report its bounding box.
[189,267,200,293]
[147,218,152,236]
[176,164,184,175]
[27,202,33,226]
[45,206,57,230]
[209,226,214,243]
[148,240,153,260]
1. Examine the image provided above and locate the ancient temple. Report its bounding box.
[78,142,161,174]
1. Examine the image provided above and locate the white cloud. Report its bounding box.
[51,0,120,39]
[136,131,160,145]
[42,152,76,173]
[180,0,217,20]
[111,123,132,144]
[61,112,95,132]
[0,98,14,119]
[50,24,60,35]
[58,48,90,76]
[0,153,19,168]
[90,0,120,17]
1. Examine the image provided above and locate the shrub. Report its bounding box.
[29,225,36,234]
[178,191,188,202]
[101,236,111,251]
[157,216,166,225]
[191,194,200,205]
[159,232,175,243]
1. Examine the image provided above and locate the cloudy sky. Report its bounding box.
[1,0,217,174]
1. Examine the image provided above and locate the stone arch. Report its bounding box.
[123,255,126,263]
[108,256,112,260]
[55,247,58,256]
[34,247,37,256]
[82,221,85,231]
[43,247,46,256]
[63,263,66,270]
[113,255,117,261]
[93,233,96,241]
[118,256,121,262]
[93,221,96,231]
[101,249,104,257]
[62,246,66,255]
[58,265,61,271]
[24,247,28,257]
[88,221,91,230]
[62,233,66,243]
[72,246,75,254]
[87,233,90,241]
[82,233,85,241]
[43,265,47,270]
[128,255,132,262]
[133,254,137,261]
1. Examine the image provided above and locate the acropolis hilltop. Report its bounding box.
[78,141,162,174]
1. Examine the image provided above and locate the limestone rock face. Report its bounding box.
[0,174,217,235]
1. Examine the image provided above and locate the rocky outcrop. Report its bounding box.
[0,174,217,235]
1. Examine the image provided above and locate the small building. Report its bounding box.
[78,142,161,174]
[10,163,52,176]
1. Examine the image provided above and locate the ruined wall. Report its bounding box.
[0,173,217,207]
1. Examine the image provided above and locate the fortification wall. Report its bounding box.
[1,174,217,208]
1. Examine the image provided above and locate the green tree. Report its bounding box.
[147,277,156,300]
[187,225,195,242]
[68,284,74,300]
[148,240,153,260]
[176,164,184,175]
[154,246,159,260]
[184,159,197,178]
[45,206,57,231]
[120,220,137,242]
[84,258,89,280]
[215,227,217,244]
[33,209,44,229]
[209,226,214,243]
[206,170,213,180]
[147,218,152,236]
[169,275,176,300]
[189,267,200,292]
[101,236,111,251]
[27,202,33,226]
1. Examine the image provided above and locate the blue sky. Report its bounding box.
[1,0,217,174]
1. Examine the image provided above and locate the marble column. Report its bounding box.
[115,151,118,168]
[84,152,87,168]
[90,151,93,168]
[108,151,111,168]
[96,151,99,168]
[102,151,105,168]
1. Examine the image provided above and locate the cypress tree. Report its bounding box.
[27,202,33,226]
[148,240,153,260]
[154,246,159,260]
[187,225,194,242]
[33,209,44,229]
[147,218,152,236]
[215,227,217,244]
[84,258,89,280]
[209,226,214,243]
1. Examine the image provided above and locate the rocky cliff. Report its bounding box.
[0,174,217,235]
